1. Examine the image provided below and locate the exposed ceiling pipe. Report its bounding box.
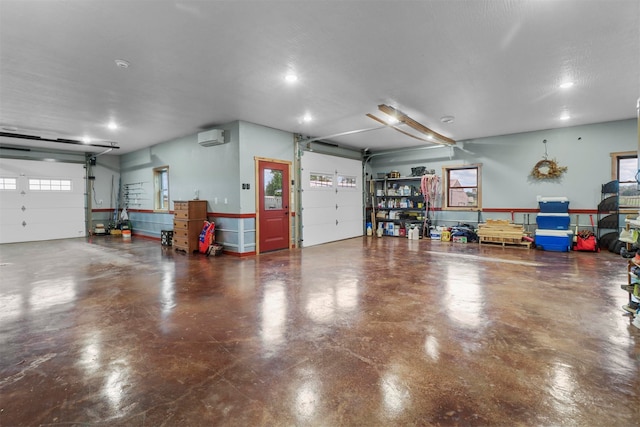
[300,124,388,144]
[92,148,113,158]
[363,144,447,168]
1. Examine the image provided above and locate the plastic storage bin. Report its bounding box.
[535,229,573,252]
[536,213,570,230]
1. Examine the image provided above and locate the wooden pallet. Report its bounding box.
[479,235,532,248]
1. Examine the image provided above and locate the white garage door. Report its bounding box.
[0,158,86,244]
[301,151,363,247]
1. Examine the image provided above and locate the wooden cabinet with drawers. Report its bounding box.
[172,200,207,253]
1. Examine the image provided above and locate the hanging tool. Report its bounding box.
[573,214,579,245]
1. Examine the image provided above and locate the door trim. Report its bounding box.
[255,157,292,254]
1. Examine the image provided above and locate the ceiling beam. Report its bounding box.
[377,104,455,145]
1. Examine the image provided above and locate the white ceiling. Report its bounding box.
[0,0,638,155]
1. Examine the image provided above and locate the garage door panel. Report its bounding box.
[0,159,85,244]
[301,152,362,247]
[302,191,335,207]
[302,207,336,224]
[336,219,362,240]
[24,207,84,223]
[336,209,363,222]
[301,224,337,247]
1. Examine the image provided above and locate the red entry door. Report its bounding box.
[258,160,290,253]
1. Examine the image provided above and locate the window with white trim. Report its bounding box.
[154,166,170,211]
[0,177,17,190]
[29,178,72,191]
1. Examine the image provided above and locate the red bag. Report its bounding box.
[198,221,215,254]
[575,234,598,252]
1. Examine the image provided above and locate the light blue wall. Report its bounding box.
[238,121,294,213]
[118,120,293,252]
[368,119,637,211]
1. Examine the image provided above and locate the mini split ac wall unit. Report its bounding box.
[198,129,226,147]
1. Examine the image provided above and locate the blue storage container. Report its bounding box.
[536,213,570,230]
[538,200,569,213]
[535,229,573,252]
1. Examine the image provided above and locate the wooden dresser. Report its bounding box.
[172,200,207,253]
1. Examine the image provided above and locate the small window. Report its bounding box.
[612,152,639,209]
[264,168,283,210]
[0,177,17,190]
[153,166,170,211]
[309,172,333,188]
[29,178,72,191]
[337,175,357,189]
[443,164,482,210]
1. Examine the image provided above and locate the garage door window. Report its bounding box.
[310,173,333,188]
[28,179,72,191]
[0,177,17,190]
[337,175,357,189]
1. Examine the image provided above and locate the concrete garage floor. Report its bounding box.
[0,235,639,426]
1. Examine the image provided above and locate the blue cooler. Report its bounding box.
[536,213,570,230]
[535,229,573,252]
[538,196,569,213]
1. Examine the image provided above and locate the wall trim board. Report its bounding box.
[210,212,256,218]
[132,232,161,242]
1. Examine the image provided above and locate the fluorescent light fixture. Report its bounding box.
[560,113,571,120]
[302,114,312,122]
[559,81,574,89]
[82,137,92,144]
[107,121,118,130]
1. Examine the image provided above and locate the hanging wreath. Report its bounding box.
[531,159,568,179]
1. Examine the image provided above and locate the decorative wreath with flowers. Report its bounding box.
[531,159,568,179]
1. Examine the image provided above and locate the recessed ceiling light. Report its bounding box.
[440,115,455,124]
[285,73,298,83]
[560,81,574,89]
[302,114,312,122]
[560,113,571,121]
[82,137,92,144]
[115,59,130,69]
[107,121,118,130]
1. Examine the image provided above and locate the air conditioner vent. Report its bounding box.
[198,129,226,147]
